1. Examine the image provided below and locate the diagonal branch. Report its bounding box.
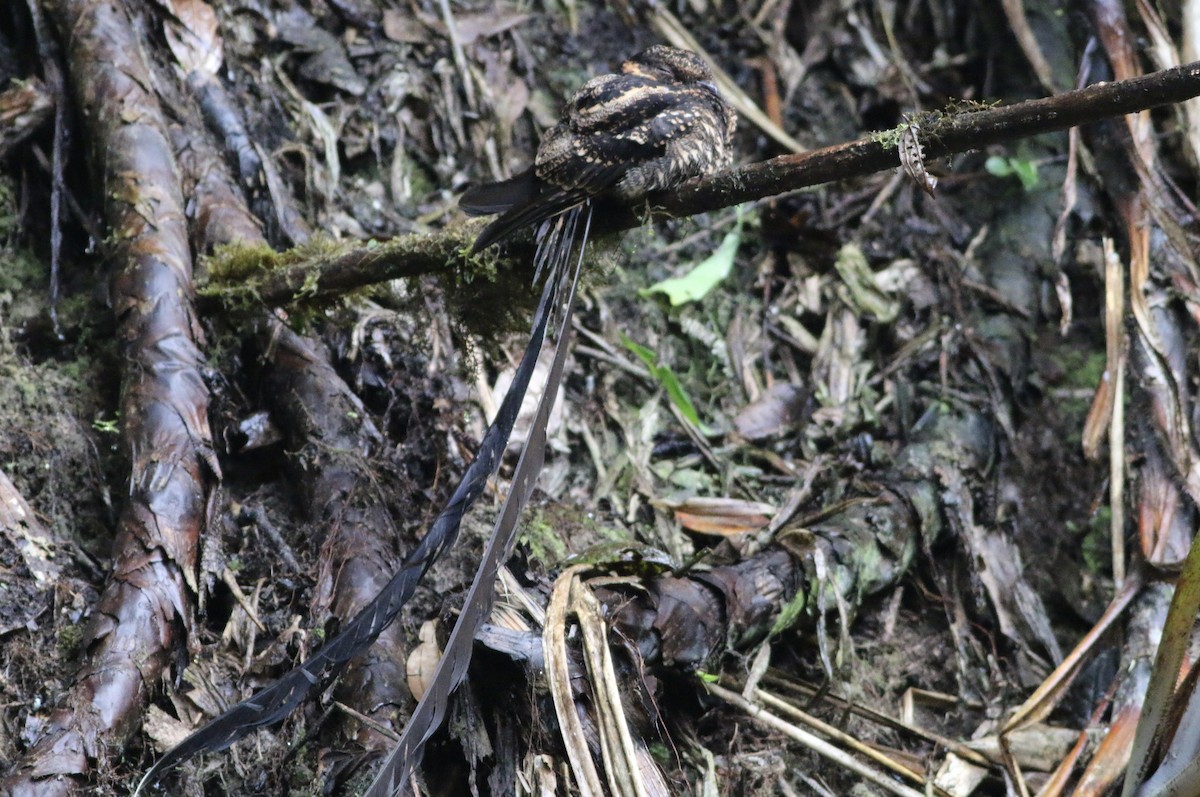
[661,59,1200,217]
[205,60,1200,312]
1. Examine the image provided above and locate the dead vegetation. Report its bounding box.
[3,1,1200,796]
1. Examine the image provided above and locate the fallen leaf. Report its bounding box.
[405,620,441,702]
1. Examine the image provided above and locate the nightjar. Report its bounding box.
[461,45,737,253]
[136,46,737,797]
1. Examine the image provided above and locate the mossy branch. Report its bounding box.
[199,60,1200,313]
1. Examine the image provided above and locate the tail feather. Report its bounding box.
[470,190,587,254]
[132,228,574,796]
[363,204,594,797]
[459,168,538,216]
[464,163,625,253]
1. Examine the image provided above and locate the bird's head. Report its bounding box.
[622,46,718,92]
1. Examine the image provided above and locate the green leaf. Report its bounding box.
[984,155,1013,177]
[657,365,702,427]
[985,155,1040,191]
[621,335,704,429]
[1010,158,1040,191]
[624,337,657,369]
[641,208,743,305]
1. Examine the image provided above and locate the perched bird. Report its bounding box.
[354,46,739,797]
[137,46,736,797]
[461,44,737,255]
[359,45,738,797]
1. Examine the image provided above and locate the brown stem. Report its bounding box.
[659,60,1200,217]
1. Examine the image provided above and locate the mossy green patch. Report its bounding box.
[57,623,83,659]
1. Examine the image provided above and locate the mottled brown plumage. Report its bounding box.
[461,45,737,252]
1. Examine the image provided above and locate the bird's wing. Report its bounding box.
[466,75,704,252]
[467,162,622,253]
[459,168,538,216]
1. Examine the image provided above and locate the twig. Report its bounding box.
[27,0,68,338]
[705,681,928,797]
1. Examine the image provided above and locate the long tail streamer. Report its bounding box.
[135,203,591,795]
[365,203,592,796]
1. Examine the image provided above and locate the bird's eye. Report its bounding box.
[699,79,719,95]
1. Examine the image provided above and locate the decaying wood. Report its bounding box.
[257,319,413,750]
[174,83,418,761]
[599,405,990,673]
[0,79,53,158]
[2,0,216,794]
